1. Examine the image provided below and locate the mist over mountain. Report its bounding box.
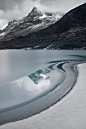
[0,3,86,49]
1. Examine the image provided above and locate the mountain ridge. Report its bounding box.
[0,7,63,41]
[0,3,86,49]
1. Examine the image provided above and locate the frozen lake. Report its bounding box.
[0,50,86,125]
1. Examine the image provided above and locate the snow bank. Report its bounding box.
[0,63,86,129]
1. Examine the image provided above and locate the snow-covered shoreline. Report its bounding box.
[0,63,86,129]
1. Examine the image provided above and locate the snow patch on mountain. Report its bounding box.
[39,14,46,19]
[0,32,5,36]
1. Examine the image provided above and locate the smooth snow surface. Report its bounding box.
[0,63,86,129]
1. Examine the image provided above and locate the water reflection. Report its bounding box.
[0,50,86,110]
[0,67,63,110]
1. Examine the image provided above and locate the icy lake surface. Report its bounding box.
[0,50,86,125]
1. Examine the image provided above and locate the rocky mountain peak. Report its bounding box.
[0,7,63,43]
[28,7,43,17]
[31,7,38,12]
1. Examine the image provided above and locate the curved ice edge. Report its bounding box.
[0,61,80,125]
[0,62,65,113]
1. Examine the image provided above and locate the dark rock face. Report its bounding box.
[0,3,86,49]
[53,3,86,34]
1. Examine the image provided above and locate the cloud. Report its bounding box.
[13,76,51,94]
[39,0,86,12]
[0,0,24,10]
[0,0,86,13]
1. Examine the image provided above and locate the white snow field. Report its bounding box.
[0,63,86,129]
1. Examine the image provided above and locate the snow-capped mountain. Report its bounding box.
[0,7,63,41]
[0,3,85,50]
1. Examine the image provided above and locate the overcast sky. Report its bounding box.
[0,0,85,29]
